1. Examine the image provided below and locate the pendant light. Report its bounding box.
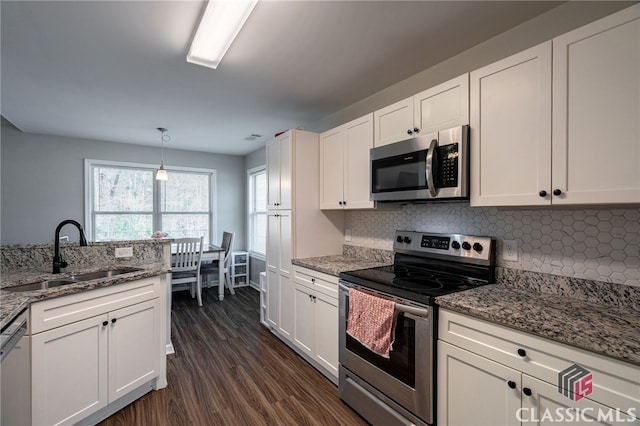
[156,127,169,181]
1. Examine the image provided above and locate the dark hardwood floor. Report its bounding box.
[99,286,367,425]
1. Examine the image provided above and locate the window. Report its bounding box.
[248,166,266,257]
[85,160,216,245]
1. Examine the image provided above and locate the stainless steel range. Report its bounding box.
[338,231,496,426]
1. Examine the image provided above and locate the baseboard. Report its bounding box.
[166,342,175,355]
[75,380,155,425]
[249,280,260,291]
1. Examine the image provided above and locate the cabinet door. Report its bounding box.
[31,315,109,426]
[278,211,292,278]
[266,212,280,273]
[374,96,414,147]
[266,269,280,329]
[521,375,638,426]
[278,274,295,340]
[437,341,520,426]
[266,138,281,209]
[319,126,345,209]
[314,292,339,377]
[344,113,375,209]
[470,42,552,207]
[414,74,469,135]
[108,299,160,402]
[293,284,314,356]
[278,131,293,210]
[552,5,640,205]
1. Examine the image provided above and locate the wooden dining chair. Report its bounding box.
[201,231,236,296]
[171,237,204,306]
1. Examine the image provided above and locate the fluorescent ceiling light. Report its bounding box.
[187,0,258,69]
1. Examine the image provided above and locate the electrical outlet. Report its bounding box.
[345,228,352,242]
[115,247,133,258]
[503,240,518,262]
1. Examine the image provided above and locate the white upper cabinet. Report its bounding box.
[471,4,640,207]
[320,113,374,210]
[552,4,640,205]
[374,97,414,147]
[414,73,469,136]
[374,74,469,147]
[319,127,345,209]
[470,42,552,207]
[266,132,292,210]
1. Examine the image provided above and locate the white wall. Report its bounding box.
[1,121,246,247]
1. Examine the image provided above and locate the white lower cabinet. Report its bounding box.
[31,314,109,426]
[278,274,295,340]
[29,277,163,426]
[290,266,339,381]
[107,299,160,401]
[438,309,640,426]
[438,340,521,426]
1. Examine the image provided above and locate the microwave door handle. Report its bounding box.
[425,138,438,197]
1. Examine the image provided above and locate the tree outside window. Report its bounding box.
[86,160,216,245]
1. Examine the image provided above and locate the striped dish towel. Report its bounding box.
[346,288,397,358]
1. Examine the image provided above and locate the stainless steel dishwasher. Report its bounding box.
[1,307,31,425]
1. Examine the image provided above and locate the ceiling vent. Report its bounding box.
[244,134,263,141]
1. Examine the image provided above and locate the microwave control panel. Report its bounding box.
[436,143,459,188]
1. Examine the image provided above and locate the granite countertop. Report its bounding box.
[436,284,640,366]
[295,251,639,367]
[0,262,169,329]
[292,255,391,277]
[0,292,31,330]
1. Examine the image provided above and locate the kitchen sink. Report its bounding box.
[4,279,78,292]
[3,267,144,292]
[67,267,143,282]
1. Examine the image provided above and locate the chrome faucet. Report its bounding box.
[53,219,88,273]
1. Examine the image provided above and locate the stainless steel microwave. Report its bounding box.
[370,125,469,202]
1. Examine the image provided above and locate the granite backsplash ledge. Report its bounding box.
[342,245,393,264]
[1,239,170,273]
[497,267,640,313]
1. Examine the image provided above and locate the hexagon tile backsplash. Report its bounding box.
[345,204,640,287]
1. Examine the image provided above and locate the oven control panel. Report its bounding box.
[394,231,495,264]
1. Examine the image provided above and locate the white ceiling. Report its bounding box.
[1,1,562,155]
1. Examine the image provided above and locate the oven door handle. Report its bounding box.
[395,303,429,318]
[340,283,429,319]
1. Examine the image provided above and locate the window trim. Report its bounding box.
[247,165,266,261]
[84,159,217,242]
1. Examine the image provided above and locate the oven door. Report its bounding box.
[338,282,433,425]
[370,134,437,202]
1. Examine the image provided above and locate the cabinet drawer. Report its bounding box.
[31,277,161,334]
[438,309,640,415]
[293,266,338,299]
